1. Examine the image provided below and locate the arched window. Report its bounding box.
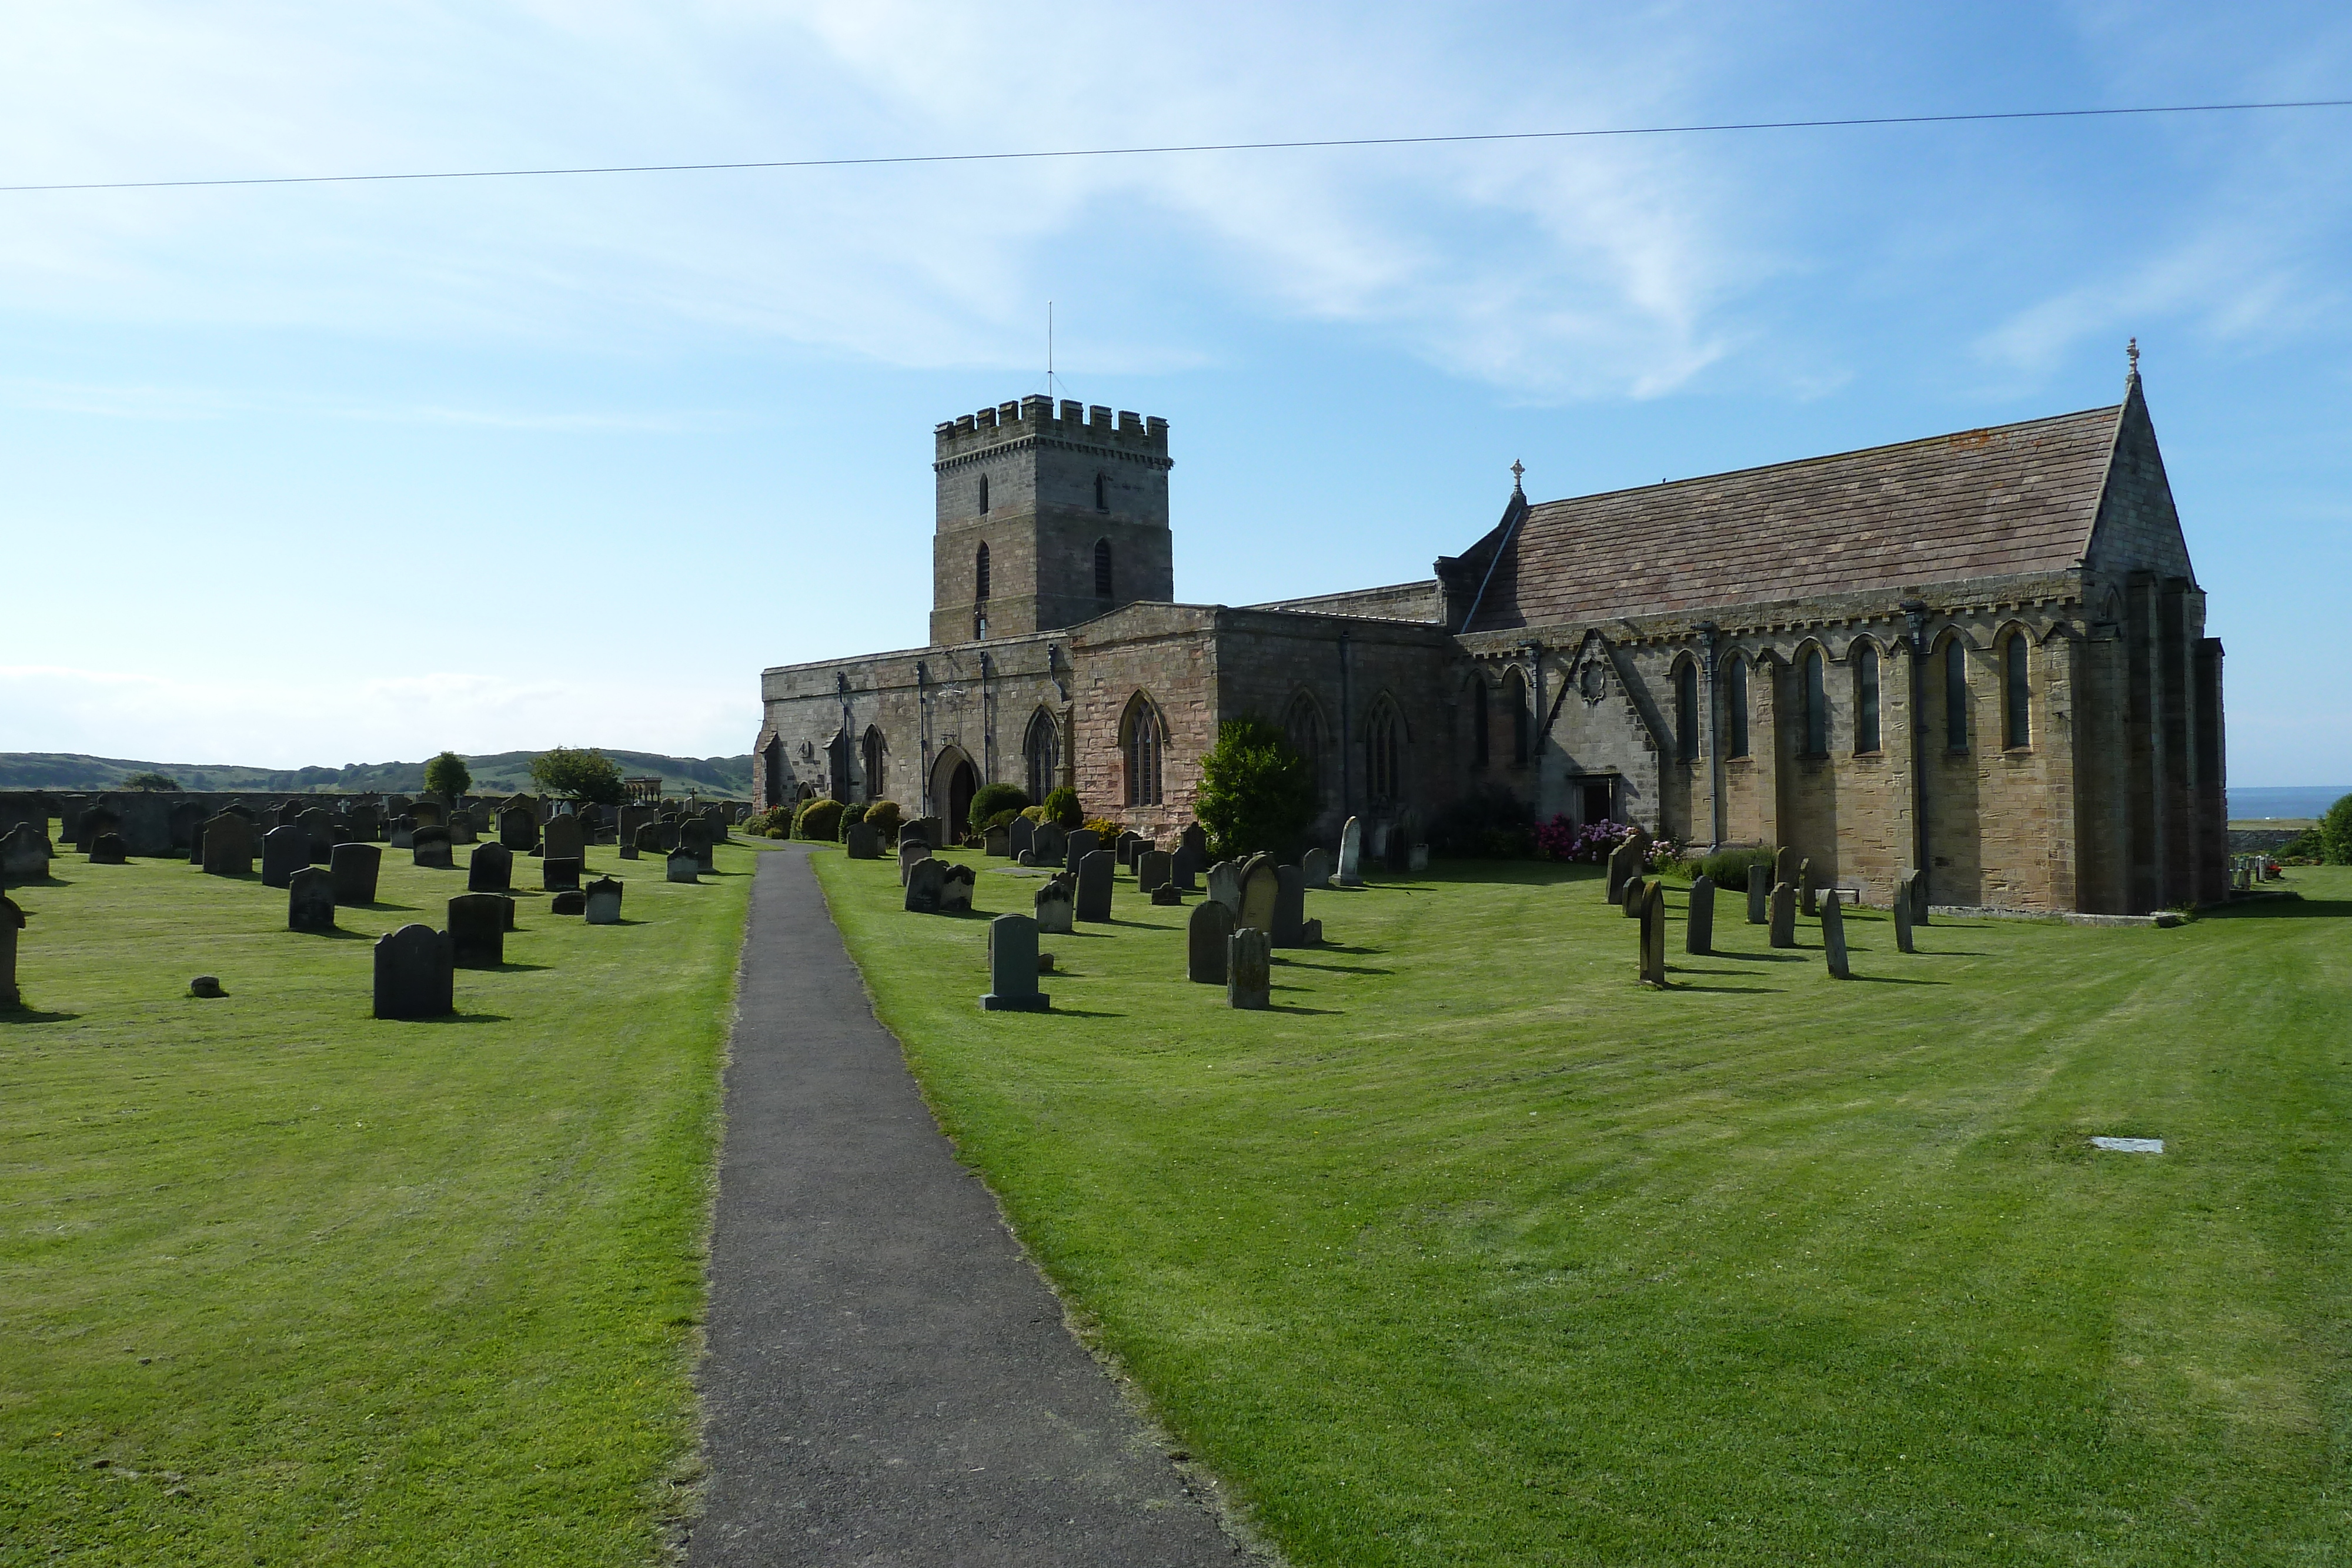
[1853,643,1881,754]
[1945,640,1970,751]
[978,474,990,514]
[1802,648,1828,756]
[975,542,990,600]
[1504,667,1531,766]
[1122,696,1164,807]
[2004,633,2032,749]
[1285,692,1325,799]
[1675,661,1699,763]
[861,727,887,803]
[1094,473,1108,512]
[1023,708,1059,803]
[1093,538,1113,599]
[1367,701,1405,806]
[1470,677,1489,768]
[1725,656,1749,758]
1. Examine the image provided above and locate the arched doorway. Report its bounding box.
[930,747,979,840]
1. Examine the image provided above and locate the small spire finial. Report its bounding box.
[2127,336,2140,380]
[1510,458,1525,496]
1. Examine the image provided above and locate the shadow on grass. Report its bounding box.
[393,1012,513,1025]
[353,901,419,912]
[1,1008,82,1024]
[2203,897,2352,920]
[1270,1004,1344,1015]
[1844,974,1950,985]
[1277,959,1395,975]
[1667,984,1785,995]
[1045,1007,1126,1018]
[1691,950,1804,964]
[455,961,555,974]
[7,874,72,888]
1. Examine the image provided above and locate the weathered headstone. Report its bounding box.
[1206,860,1242,914]
[288,867,336,934]
[1747,870,1769,925]
[583,876,624,924]
[550,889,586,915]
[1336,817,1364,887]
[845,823,880,859]
[1117,831,1147,868]
[499,807,537,852]
[373,925,453,1019]
[1065,829,1101,872]
[1237,854,1278,935]
[1181,823,1209,861]
[169,800,210,857]
[1893,872,1917,953]
[656,815,684,852]
[1137,850,1172,894]
[1768,882,1796,948]
[260,824,309,888]
[542,855,582,891]
[1008,817,1035,860]
[447,814,478,845]
[1034,875,1075,934]
[984,825,1010,858]
[1074,850,1115,922]
[200,813,255,877]
[87,832,129,865]
[410,800,446,828]
[1188,898,1234,984]
[1030,821,1067,868]
[1151,885,1182,907]
[467,842,513,893]
[1171,843,1204,892]
[300,807,338,860]
[1822,889,1851,978]
[1686,875,1715,955]
[330,842,381,905]
[447,894,507,968]
[1408,843,1429,872]
[388,817,417,851]
[1300,846,1332,889]
[1907,869,1930,927]
[0,895,21,1008]
[666,848,699,884]
[1,823,51,883]
[898,839,929,887]
[411,826,454,870]
[1638,878,1668,988]
[1773,845,1798,895]
[1799,858,1818,917]
[1271,865,1308,947]
[632,822,663,857]
[346,804,382,844]
[938,863,975,913]
[1227,926,1271,1009]
[1606,835,1642,905]
[1622,872,1649,918]
[981,913,1050,1011]
[904,857,946,913]
[542,814,584,862]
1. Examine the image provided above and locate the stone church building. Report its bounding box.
[754,365,2223,914]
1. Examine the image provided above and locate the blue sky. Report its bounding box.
[2,2,2346,783]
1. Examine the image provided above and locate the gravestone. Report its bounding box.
[984,825,1010,858]
[1408,844,1430,872]
[1181,823,1209,861]
[1151,885,1182,907]
[0,895,20,1007]
[1034,875,1075,934]
[632,823,663,857]
[468,842,513,892]
[1768,883,1796,948]
[904,857,946,914]
[583,876,624,925]
[410,800,446,828]
[1237,854,1279,935]
[1638,879,1669,988]
[299,807,338,860]
[1171,843,1203,892]
[273,800,303,827]
[260,824,310,888]
[1822,889,1851,979]
[1799,858,1818,917]
[1074,850,1115,922]
[499,807,537,852]
[845,824,880,859]
[388,817,416,851]
[1907,870,1930,927]
[1773,845,1799,895]
[449,815,477,845]
[550,889,586,915]
[680,818,716,873]
[87,833,129,865]
[1893,872,1916,954]
[1622,874,1649,918]
[1008,817,1035,860]
[1686,875,1715,955]
[1271,865,1308,947]
[666,848,699,884]
[542,814,584,862]
[1300,847,1332,889]
[1747,870,1769,925]
[1227,926,1271,1010]
[938,864,975,913]
[704,805,731,842]
[330,842,382,905]
[1207,860,1242,915]
[1606,836,1642,905]
[542,856,582,891]
[898,840,930,887]
[1137,850,1172,894]
[1030,821,1067,868]
[346,805,382,844]
[656,816,683,852]
[1188,898,1234,984]
[412,826,454,870]
[288,867,336,934]
[372,925,453,1019]
[200,813,255,877]
[1,823,51,883]
[1336,817,1364,887]
[169,800,210,857]
[447,894,507,968]
[1115,832,1145,868]
[981,913,1050,1011]
[1065,830,1101,872]
[109,795,172,857]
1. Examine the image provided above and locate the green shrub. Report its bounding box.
[1193,716,1316,860]
[968,783,1031,834]
[2320,794,2352,865]
[983,808,1022,833]
[1041,788,1083,829]
[794,798,844,841]
[1695,846,1776,891]
[841,802,868,828]
[1083,817,1122,842]
[1019,805,1048,824]
[863,801,903,842]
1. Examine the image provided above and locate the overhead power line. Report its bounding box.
[3,98,2347,195]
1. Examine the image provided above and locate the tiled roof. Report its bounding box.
[1461,403,2123,632]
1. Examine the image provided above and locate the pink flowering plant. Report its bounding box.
[1537,817,1639,863]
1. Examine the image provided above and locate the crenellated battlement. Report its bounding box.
[934,395,1170,466]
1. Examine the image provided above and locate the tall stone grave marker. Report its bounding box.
[1821,889,1851,978]
[1300,847,1332,889]
[1008,817,1035,860]
[666,848,699,884]
[372,925,453,1019]
[1893,871,1917,954]
[288,867,337,934]
[981,914,1050,1011]
[543,814,584,862]
[468,842,513,892]
[1686,875,1715,955]
[1188,898,1234,984]
[1,823,50,883]
[87,833,129,865]
[388,817,416,851]
[330,842,381,905]
[938,864,975,912]
[1171,843,1203,892]
[845,823,880,859]
[412,827,454,870]
[1768,882,1796,948]
[1606,835,1642,905]
[898,839,929,887]
[1621,873,1648,918]
[1746,869,1769,925]
[0,895,21,1008]
[1773,845,1798,895]
[1335,817,1364,887]
[300,807,338,861]
[1030,821,1067,868]
[1206,860,1242,914]
[1638,879,1668,988]
[583,875,624,925]
[1227,926,1271,1010]
[447,894,506,968]
[1074,850,1115,922]
[200,813,254,877]
[904,857,946,914]
[680,818,715,874]
[1799,857,1819,917]
[1237,854,1279,935]
[261,824,309,888]
[1907,870,1930,927]
[1065,829,1101,872]
[499,807,537,852]
[1137,850,1172,894]
[1271,865,1309,947]
[984,825,1010,858]
[1034,875,1074,934]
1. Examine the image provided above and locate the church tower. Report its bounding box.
[930,397,1174,644]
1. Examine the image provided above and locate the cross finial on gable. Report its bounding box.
[2127,337,2140,382]
[1511,459,1525,496]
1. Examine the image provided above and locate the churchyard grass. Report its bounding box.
[2,829,767,1564]
[817,848,2351,1566]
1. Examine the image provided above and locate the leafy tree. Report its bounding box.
[1193,716,1317,860]
[423,751,473,798]
[2320,793,2352,865]
[967,782,1030,834]
[529,746,626,805]
[119,771,179,791]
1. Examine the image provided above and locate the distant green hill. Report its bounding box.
[0,750,754,800]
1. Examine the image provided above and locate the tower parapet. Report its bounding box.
[934,397,1171,471]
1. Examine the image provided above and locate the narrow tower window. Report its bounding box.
[1094,539,1113,599]
[1946,641,1970,751]
[978,474,989,514]
[1675,662,1699,763]
[2004,633,2032,749]
[1725,657,1749,758]
[975,542,990,600]
[1803,649,1828,756]
[1854,644,1880,754]
[1094,473,1108,512]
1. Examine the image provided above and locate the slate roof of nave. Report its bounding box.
[1461,402,2125,633]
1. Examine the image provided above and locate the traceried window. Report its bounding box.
[1023,708,1058,803]
[1094,539,1113,599]
[1285,692,1325,798]
[1802,649,1829,756]
[1505,667,1531,766]
[1122,696,1163,807]
[1854,644,1881,754]
[1725,656,1749,758]
[1675,661,1699,763]
[2004,633,2032,750]
[1367,702,1404,805]
[1946,640,1970,751]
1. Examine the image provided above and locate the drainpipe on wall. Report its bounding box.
[1339,628,1354,815]
[914,661,931,816]
[1526,638,1545,809]
[1902,599,1929,902]
[980,651,996,785]
[1698,621,1723,848]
